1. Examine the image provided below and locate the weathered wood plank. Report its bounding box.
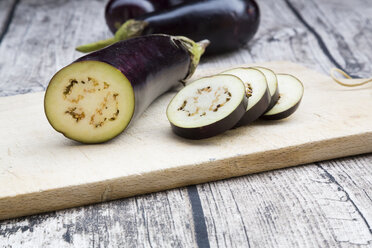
[0,189,198,247]
[0,0,371,247]
[198,156,372,248]
[286,0,372,78]
[0,0,110,96]
[0,0,17,42]
[198,5,331,83]
[317,156,372,239]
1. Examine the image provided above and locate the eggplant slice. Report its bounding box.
[263,74,304,120]
[44,61,135,143]
[167,74,248,139]
[253,66,279,110]
[221,67,270,126]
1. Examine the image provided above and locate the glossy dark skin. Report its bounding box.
[106,0,260,54]
[262,101,302,120]
[76,35,190,120]
[236,88,271,126]
[105,0,188,32]
[266,87,280,111]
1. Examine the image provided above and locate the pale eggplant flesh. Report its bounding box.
[44,35,209,143]
[262,74,304,120]
[221,67,271,126]
[167,74,248,139]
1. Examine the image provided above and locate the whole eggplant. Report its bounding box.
[105,0,188,33]
[77,0,260,54]
[45,35,209,143]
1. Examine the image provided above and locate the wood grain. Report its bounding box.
[199,156,372,247]
[285,0,372,78]
[0,0,371,247]
[0,189,198,247]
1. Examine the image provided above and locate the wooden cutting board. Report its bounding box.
[0,61,371,220]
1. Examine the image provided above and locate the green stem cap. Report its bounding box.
[174,36,210,81]
[76,19,148,53]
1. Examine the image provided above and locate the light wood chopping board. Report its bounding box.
[0,61,371,220]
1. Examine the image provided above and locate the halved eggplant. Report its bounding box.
[44,35,209,143]
[167,74,248,139]
[262,74,304,120]
[253,66,279,110]
[221,67,270,126]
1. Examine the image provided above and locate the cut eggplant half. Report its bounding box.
[221,67,270,126]
[253,66,279,110]
[44,35,208,143]
[263,74,304,120]
[166,74,248,139]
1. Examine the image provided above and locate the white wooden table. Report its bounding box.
[0,0,371,247]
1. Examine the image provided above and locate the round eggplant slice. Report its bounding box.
[167,74,248,139]
[263,74,304,120]
[253,66,279,110]
[44,61,135,143]
[221,67,270,126]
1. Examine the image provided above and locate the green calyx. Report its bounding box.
[174,36,210,81]
[76,19,148,53]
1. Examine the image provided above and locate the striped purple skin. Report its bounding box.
[75,35,191,121]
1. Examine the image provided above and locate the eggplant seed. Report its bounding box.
[65,107,86,122]
[245,83,253,97]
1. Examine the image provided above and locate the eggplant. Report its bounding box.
[253,66,279,111]
[105,0,188,33]
[77,0,260,54]
[221,67,270,126]
[44,35,209,143]
[167,74,248,139]
[263,74,304,120]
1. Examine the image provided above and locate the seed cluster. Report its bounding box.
[65,107,85,122]
[245,83,253,97]
[90,92,120,128]
[177,85,232,117]
[63,77,120,128]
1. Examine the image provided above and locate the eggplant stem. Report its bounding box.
[115,20,148,40]
[75,20,148,53]
[76,37,116,53]
[330,68,372,87]
[175,37,210,81]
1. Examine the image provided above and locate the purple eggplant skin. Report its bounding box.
[76,35,206,121]
[235,89,271,127]
[105,0,188,33]
[267,86,280,110]
[106,0,260,54]
[261,101,302,120]
[170,96,248,139]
